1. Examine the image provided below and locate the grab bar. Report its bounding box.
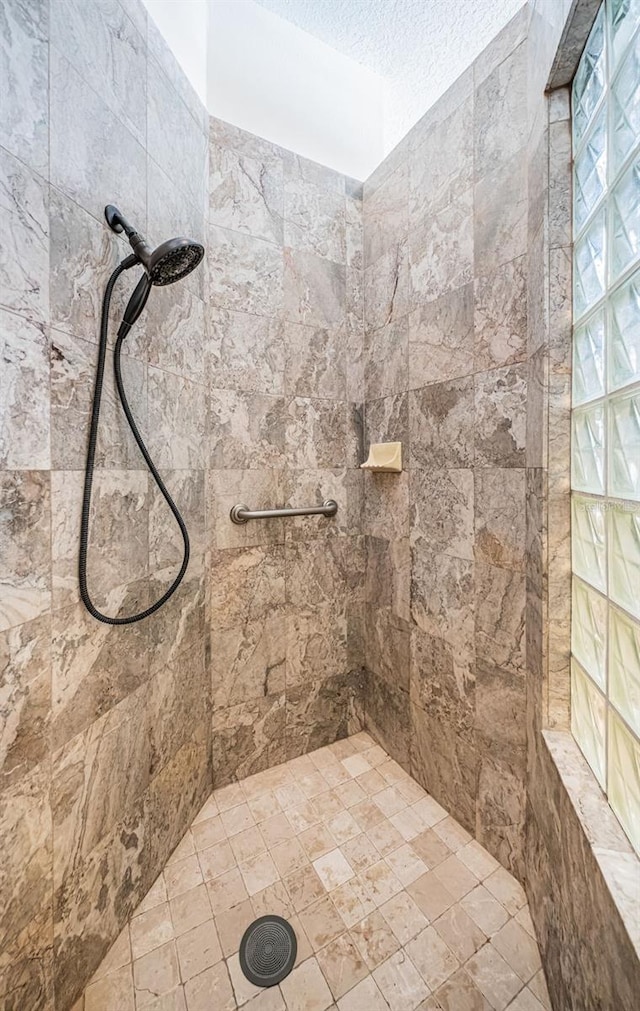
[230,499,338,524]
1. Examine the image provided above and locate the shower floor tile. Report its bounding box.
[78,733,551,1011]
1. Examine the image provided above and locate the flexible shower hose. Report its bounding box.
[79,258,190,624]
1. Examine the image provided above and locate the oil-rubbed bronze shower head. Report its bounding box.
[105,204,204,338]
[105,204,204,286]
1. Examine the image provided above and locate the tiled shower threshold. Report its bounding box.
[76,732,551,1011]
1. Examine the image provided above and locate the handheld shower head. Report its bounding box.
[146,237,205,286]
[105,205,204,286]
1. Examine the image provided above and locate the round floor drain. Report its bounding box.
[239,915,297,987]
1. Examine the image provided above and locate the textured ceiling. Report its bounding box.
[255,0,527,147]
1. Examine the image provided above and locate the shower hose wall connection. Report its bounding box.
[78,206,204,625]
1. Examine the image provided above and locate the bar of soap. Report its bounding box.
[360,442,402,472]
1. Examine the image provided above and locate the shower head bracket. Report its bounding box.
[105,204,129,235]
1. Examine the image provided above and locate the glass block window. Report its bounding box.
[572,0,640,856]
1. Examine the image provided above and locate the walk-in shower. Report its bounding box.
[78,206,204,625]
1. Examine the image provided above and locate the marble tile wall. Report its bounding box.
[1,1,210,1008]
[361,7,531,882]
[207,118,366,785]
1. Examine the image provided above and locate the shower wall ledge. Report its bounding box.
[541,730,640,956]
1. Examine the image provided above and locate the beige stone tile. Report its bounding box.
[198,840,237,882]
[377,759,406,786]
[165,855,204,899]
[372,949,429,1011]
[289,754,317,778]
[466,943,523,1010]
[528,970,551,1010]
[491,921,542,983]
[334,779,367,808]
[221,801,256,837]
[429,967,492,1010]
[406,924,459,990]
[433,816,472,851]
[408,870,456,920]
[359,860,403,906]
[514,906,536,939]
[290,913,313,966]
[130,903,175,960]
[330,738,357,760]
[192,815,227,852]
[193,795,219,824]
[170,884,213,937]
[356,769,387,796]
[176,920,223,982]
[275,781,306,810]
[90,925,131,981]
[286,801,322,834]
[351,799,386,832]
[167,833,196,866]
[271,837,308,878]
[252,879,294,919]
[327,809,360,845]
[433,903,487,961]
[507,987,546,1010]
[142,987,187,1010]
[134,941,180,1008]
[412,795,448,827]
[184,961,236,1011]
[247,790,282,823]
[367,819,405,857]
[261,811,297,847]
[243,768,285,802]
[85,964,135,1011]
[322,760,352,787]
[227,949,264,1005]
[484,868,527,917]
[316,932,368,1000]
[362,744,387,767]
[342,753,373,778]
[285,864,326,913]
[379,890,428,945]
[372,786,406,818]
[350,909,399,970]
[240,850,280,895]
[231,825,268,863]
[461,885,509,936]
[245,987,286,1010]
[342,833,380,872]
[337,974,391,1011]
[432,854,479,901]
[390,806,426,841]
[298,770,331,799]
[137,876,169,917]
[331,878,377,928]
[298,895,344,950]
[207,867,249,915]
[300,823,337,860]
[350,731,375,751]
[191,812,225,853]
[215,897,255,957]
[458,841,500,881]
[309,745,337,770]
[384,843,427,885]
[412,828,452,869]
[214,782,245,813]
[396,777,428,804]
[279,956,334,1011]
[313,848,355,891]
[313,790,346,821]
